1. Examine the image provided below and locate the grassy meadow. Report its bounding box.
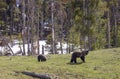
[0,48,120,79]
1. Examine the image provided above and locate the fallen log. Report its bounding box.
[15,71,51,79]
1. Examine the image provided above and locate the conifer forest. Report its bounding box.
[0,0,120,79]
[0,0,120,55]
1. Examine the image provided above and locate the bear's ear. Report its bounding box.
[85,50,89,55]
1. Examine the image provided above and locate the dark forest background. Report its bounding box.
[0,0,120,55]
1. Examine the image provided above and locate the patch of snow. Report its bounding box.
[0,40,72,55]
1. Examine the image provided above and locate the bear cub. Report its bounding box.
[37,54,47,62]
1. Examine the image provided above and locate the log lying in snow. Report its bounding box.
[15,71,51,79]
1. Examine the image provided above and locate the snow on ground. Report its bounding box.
[0,40,69,55]
[11,44,21,54]
[56,42,68,54]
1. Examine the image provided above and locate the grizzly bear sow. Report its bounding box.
[37,54,46,62]
[70,50,89,63]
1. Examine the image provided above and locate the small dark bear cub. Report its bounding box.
[70,50,89,63]
[37,54,47,62]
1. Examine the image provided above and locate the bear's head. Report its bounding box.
[82,50,89,56]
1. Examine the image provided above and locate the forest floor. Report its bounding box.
[0,48,120,79]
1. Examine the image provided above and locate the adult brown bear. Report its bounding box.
[70,50,89,63]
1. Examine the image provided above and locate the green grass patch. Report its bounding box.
[0,48,120,79]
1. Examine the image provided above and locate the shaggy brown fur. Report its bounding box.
[70,50,89,63]
[37,54,46,62]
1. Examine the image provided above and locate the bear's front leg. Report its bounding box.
[37,57,41,62]
[80,56,85,63]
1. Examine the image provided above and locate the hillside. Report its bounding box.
[0,48,120,79]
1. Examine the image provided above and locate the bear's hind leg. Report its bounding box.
[70,58,74,63]
[73,57,77,63]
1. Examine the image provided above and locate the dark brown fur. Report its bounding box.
[70,50,89,63]
[37,54,46,62]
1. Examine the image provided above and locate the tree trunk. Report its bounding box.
[22,0,26,55]
[51,1,55,54]
[106,11,111,48]
[16,71,51,79]
[37,6,40,55]
[60,25,63,54]
[60,40,63,54]
[7,44,14,55]
[113,7,117,47]
[31,0,35,55]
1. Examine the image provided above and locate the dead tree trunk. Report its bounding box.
[16,71,51,79]
[7,44,14,55]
